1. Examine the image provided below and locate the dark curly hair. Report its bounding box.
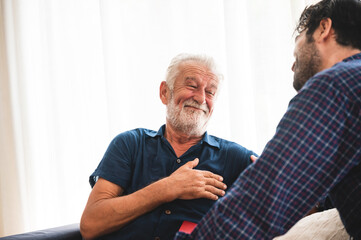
[295,0,361,49]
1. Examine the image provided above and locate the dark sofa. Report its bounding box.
[0,224,81,240]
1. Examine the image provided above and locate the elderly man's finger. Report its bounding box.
[250,155,258,162]
[205,185,226,197]
[204,177,227,190]
[183,158,199,169]
[201,170,223,182]
[201,192,219,201]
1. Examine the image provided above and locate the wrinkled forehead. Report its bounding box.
[177,61,219,83]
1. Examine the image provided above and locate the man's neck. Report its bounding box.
[321,45,361,71]
[164,124,204,157]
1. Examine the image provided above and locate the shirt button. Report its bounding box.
[176,159,181,164]
[165,209,171,215]
[154,237,160,240]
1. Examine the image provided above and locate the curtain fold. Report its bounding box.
[0,0,26,235]
[0,0,310,236]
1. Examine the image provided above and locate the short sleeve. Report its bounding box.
[89,130,139,188]
[224,142,256,186]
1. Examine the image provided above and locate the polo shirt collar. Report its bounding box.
[202,131,220,149]
[145,124,220,149]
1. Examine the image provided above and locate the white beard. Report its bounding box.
[166,97,210,136]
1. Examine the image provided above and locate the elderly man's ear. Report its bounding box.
[160,81,169,105]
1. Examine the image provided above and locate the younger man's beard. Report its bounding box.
[293,40,322,91]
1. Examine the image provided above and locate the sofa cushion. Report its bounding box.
[1,223,81,240]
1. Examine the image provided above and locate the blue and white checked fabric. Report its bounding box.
[175,53,361,240]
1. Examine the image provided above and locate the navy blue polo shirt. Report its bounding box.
[90,125,255,240]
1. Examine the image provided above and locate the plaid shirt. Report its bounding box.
[175,53,361,240]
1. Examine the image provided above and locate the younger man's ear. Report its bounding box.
[159,81,169,105]
[315,18,333,42]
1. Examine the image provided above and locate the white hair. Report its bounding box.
[165,53,224,91]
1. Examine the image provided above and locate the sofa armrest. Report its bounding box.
[1,223,81,240]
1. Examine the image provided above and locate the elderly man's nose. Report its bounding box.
[291,62,296,72]
[194,91,206,104]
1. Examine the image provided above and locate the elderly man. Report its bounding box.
[175,0,361,239]
[80,53,256,240]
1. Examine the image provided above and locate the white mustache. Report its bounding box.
[183,100,209,113]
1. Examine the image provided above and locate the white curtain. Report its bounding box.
[0,0,315,236]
